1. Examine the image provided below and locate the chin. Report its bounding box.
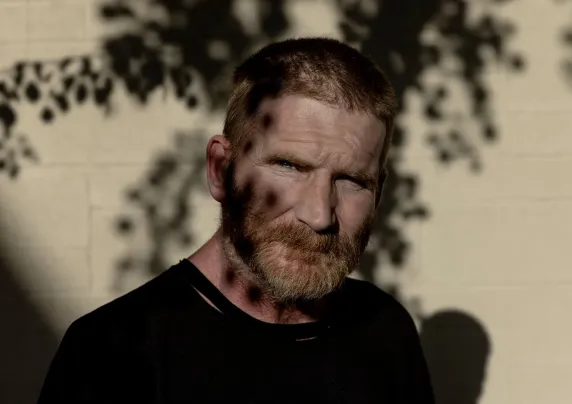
[258,254,348,301]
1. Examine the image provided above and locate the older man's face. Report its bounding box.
[221,95,386,302]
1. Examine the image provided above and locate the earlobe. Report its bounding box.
[206,135,231,202]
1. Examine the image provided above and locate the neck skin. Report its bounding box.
[187,228,330,325]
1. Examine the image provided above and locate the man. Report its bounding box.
[38,37,434,403]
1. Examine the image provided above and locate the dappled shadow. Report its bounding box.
[420,309,491,404]
[100,0,288,110]
[0,57,115,177]
[0,1,525,289]
[112,130,206,289]
[559,0,572,85]
[0,1,527,400]
[339,0,524,286]
[92,0,524,291]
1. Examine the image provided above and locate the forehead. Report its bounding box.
[254,95,386,166]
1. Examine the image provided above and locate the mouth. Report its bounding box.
[278,239,331,254]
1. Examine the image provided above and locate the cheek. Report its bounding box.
[336,194,375,231]
[251,174,298,217]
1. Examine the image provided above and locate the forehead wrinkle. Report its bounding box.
[282,113,380,153]
[257,95,384,167]
[271,114,378,154]
[273,123,367,150]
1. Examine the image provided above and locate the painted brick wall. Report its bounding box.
[0,0,570,403]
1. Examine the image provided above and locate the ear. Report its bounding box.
[206,135,232,202]
[375,167,387,210]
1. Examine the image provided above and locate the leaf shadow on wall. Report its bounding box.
[99,3,517,402]
[0,0,524,402]
[99,3,517,400]
[113,130,207,286]
[560,1,572,86]
[0,0,525,289]
[97,0,524,290]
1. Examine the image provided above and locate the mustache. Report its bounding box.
[259,222,350,254]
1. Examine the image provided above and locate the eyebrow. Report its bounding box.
[264,152,378,189]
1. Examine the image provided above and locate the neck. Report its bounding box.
[187,228,329,325]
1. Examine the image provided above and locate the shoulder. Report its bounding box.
[337,279,434,402]
[64,261,193,347]
[338,277,419,336]
[340,277,408,315]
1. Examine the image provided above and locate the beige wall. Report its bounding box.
[0,0,571,403]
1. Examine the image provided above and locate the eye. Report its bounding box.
[337,175,366,190]
[276,160,297,170]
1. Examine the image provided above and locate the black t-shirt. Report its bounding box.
[37,259,434,403]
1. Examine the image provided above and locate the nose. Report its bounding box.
[295,174,336,232]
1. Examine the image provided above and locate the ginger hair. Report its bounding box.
[223,37,397,164]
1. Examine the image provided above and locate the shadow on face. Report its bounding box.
[218,95,386,301]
